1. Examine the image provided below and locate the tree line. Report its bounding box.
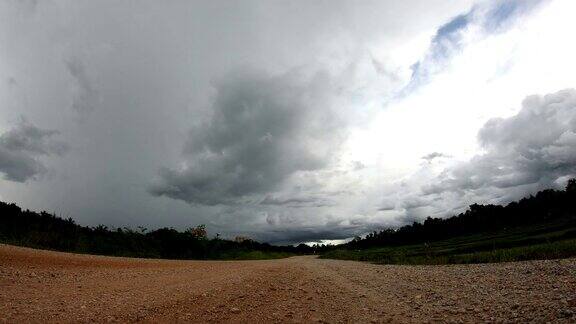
[346,179,576,249]
[1,179,575,257]
[0,203,314,259]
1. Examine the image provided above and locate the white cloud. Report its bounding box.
[429,89,576,193]
[347,0,576,225]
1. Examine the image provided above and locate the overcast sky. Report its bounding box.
[2,0,576,244]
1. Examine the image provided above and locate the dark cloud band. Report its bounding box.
[0,119,68,182]
[150,69,346,206]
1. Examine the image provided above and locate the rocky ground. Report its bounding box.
[0,244,575,323]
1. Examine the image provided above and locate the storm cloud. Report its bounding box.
[150,69,347,206]
[422,152,450,162]
[0,119,68,182]
[425,88,576,202]
[2,0,574,244]
[66,59,98,115]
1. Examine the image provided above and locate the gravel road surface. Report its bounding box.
[1,244,575,323]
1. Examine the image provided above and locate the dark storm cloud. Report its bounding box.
[424,89,576,198]
[66,59,98,115]
[0,119,68,182]
[149,69,346,206]
[248,223,375,245]
[260,195,334,208]
[0,0,481,242]
[401,196,431,209]
[257,228,353,245]
[422,152,450,162]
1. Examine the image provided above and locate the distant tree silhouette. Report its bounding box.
[2,179,575,256]
[567,178,576,193]
[0,203,314,259]
[345,179,576,249]
[187,224,208,240]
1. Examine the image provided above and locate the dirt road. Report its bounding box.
[0,244,575,323]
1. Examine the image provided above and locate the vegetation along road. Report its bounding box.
[1,244,575,323]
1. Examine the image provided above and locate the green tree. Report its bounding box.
[187,224,207,240]
[566,178,576,192]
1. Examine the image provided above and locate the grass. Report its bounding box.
[0,237,295,261]
[321,220,576,265]
[216,250,295,260]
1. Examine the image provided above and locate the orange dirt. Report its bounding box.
[0,244,575,323]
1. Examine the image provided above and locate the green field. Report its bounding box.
[321,219,576,264]
[213,250,295,260]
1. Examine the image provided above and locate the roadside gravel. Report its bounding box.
[0,244,574,323]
